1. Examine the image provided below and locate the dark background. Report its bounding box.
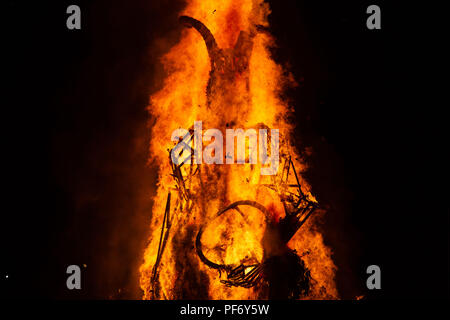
[2,0,448,300]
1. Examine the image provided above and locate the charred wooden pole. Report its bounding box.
[150,192,171,298]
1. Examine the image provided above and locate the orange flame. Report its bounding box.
[140,0,338,300]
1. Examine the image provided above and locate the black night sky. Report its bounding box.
[2,0,448,300]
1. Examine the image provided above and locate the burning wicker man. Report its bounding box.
[143,14,321,300]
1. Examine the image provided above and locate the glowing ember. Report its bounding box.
[140,0,338,300]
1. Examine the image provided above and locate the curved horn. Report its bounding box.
[195,200,271,271]
[179,16,219,59]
